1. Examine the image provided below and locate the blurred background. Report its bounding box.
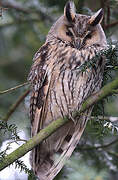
[0,0,118,179]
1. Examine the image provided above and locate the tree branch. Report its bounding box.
[3,89,30,122]
[0,77,118,171]
[104,21,118,29]
[0,82,28,95]
[107,150,118,158]
[1,0,29,13]
[90,115,118,122]
[0,18,41,28]
[1,0,54,23]
[78,138,118,151]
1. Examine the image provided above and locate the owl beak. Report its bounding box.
[75,39,83,49]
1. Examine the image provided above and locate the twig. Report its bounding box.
[0,82,29,95]
[107,150,118,158]
[3,89,30,122]
[0,77,118,171]
[91,115,118,122]
[0,18,41,28]
[1,0,30,13]
[105,21,118,29]
[78,138,118,151]
[112,89,118,94]
[15,139,27,143]
[75,114,118,123]
[7,139,27,145]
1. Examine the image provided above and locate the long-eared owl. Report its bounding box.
[28,1,107,180]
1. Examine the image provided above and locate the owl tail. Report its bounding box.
[45,122,86,180]
[31,117,88,180]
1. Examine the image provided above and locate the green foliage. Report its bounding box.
[0,142,11,161]
[0,120,36,178]
[15,160,36,179]
[0,120,19,140]
[0,120,19,162]
[76,43,118,76]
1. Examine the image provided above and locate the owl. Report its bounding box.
[28,1,107,180]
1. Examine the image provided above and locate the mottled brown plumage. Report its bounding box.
[28,1,107,179]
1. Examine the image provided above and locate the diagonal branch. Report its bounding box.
[0,77,118,171]
[3,89,30,122]
[0,82,29,95]
[1,0,29,13]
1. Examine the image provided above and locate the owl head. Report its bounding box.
[46,1,107,49]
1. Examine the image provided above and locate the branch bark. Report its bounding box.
[0,77,118,171]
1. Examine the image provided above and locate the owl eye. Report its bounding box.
[66,30,73,37]
[85,33,92,39]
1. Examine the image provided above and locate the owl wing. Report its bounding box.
[28,43,50,136]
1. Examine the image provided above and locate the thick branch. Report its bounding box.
[0,77,118,171]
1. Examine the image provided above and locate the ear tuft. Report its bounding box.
[89,9,104,26]
[64,1,76,22]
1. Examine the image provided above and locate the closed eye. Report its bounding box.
[85,33,92,39]
[66,30,73,37]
